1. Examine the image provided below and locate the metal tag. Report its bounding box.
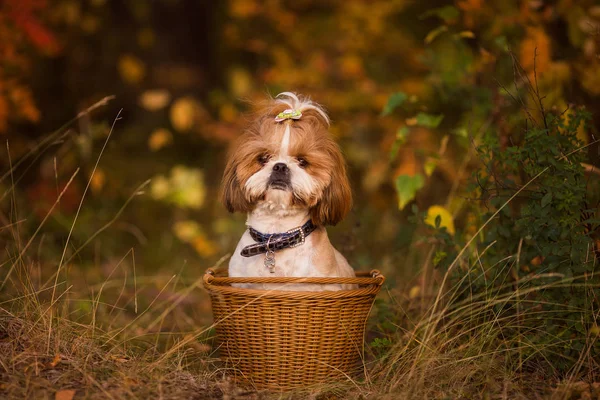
[264,250,276,273]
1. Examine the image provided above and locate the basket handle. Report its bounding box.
[203,267,385,286]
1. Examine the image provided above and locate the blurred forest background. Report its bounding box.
[1,0,600,397]
[2,0,600,305]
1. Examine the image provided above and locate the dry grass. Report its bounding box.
[1,101,598,399]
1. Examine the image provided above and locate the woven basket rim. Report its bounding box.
[203,268,385,299]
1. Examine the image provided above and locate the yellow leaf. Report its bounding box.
[219,103,238,123]
[148,128,173,151]
[90,169,105,193]
[55,390,76,400]
[458,30,475,38]
[405,117,417,126]
[230,0,259,18]
[192,235,218,257]
[457,0,482,11]
[137,28,155,48]
[340,55,364,78]
[531,256,544,266]
[150,176,170,200]
[228,67,252,97]
[49,354,61,368]
[10,86,40,123]
[118,54,146,84]
[579,63,600,95]
[170,97,200,132]
[520,27,550,78]
[424,157,437,177]
[559,108,588,144]
[425,25,447,44]
[109,354,130,363]
[172,221,218,257]
[425,205,455,234]
[139,89,171,111]
[170,166,206,209]
[173,220,201,242]
[409,285,420,299]
[394,151,419,177]
[80,16,99,34]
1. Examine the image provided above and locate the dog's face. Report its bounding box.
[221,93,352,225]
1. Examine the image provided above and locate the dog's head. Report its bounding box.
[221,92,352,225]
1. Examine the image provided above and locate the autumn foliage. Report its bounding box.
[0,0,599,397]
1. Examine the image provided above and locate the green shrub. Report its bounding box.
[435,106,599,374]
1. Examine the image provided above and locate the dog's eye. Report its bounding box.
[297,157,309,168]
[257,153,271,166]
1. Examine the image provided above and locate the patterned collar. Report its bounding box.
[240,220,317,257]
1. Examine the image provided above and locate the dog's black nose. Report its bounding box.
[272,163,289,173]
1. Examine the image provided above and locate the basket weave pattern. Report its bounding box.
[203,269,384,390]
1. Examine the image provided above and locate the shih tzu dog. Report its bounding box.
[221,92,355,291]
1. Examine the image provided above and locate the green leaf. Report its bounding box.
[395,174,425,210]
[541,192,553,208]
[381,92,408,116]
[424,156,438,176]
[420,6,460,23]
[416,112,444,128]
[389,126,410,161]
[432,250,448,267]
[424,25,448,44]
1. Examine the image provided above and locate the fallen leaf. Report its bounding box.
[109,354,130,363]
[48,354,61,368]
[55,389,76,400]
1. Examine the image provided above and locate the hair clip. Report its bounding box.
[274,109,302,122]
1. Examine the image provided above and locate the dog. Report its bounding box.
[220,92,356,291]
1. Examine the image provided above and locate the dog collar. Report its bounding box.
[240,220,317,257]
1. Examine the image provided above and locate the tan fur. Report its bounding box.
[221,93,355,291]
[221,98,352,220]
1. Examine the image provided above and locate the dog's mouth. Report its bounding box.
[268,177,291,191]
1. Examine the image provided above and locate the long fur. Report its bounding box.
[221,92,355,291]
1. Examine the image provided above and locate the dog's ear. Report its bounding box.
[310,145,352,226]
[220,154,252,213]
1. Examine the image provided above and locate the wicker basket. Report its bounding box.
[202,268,385,390]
